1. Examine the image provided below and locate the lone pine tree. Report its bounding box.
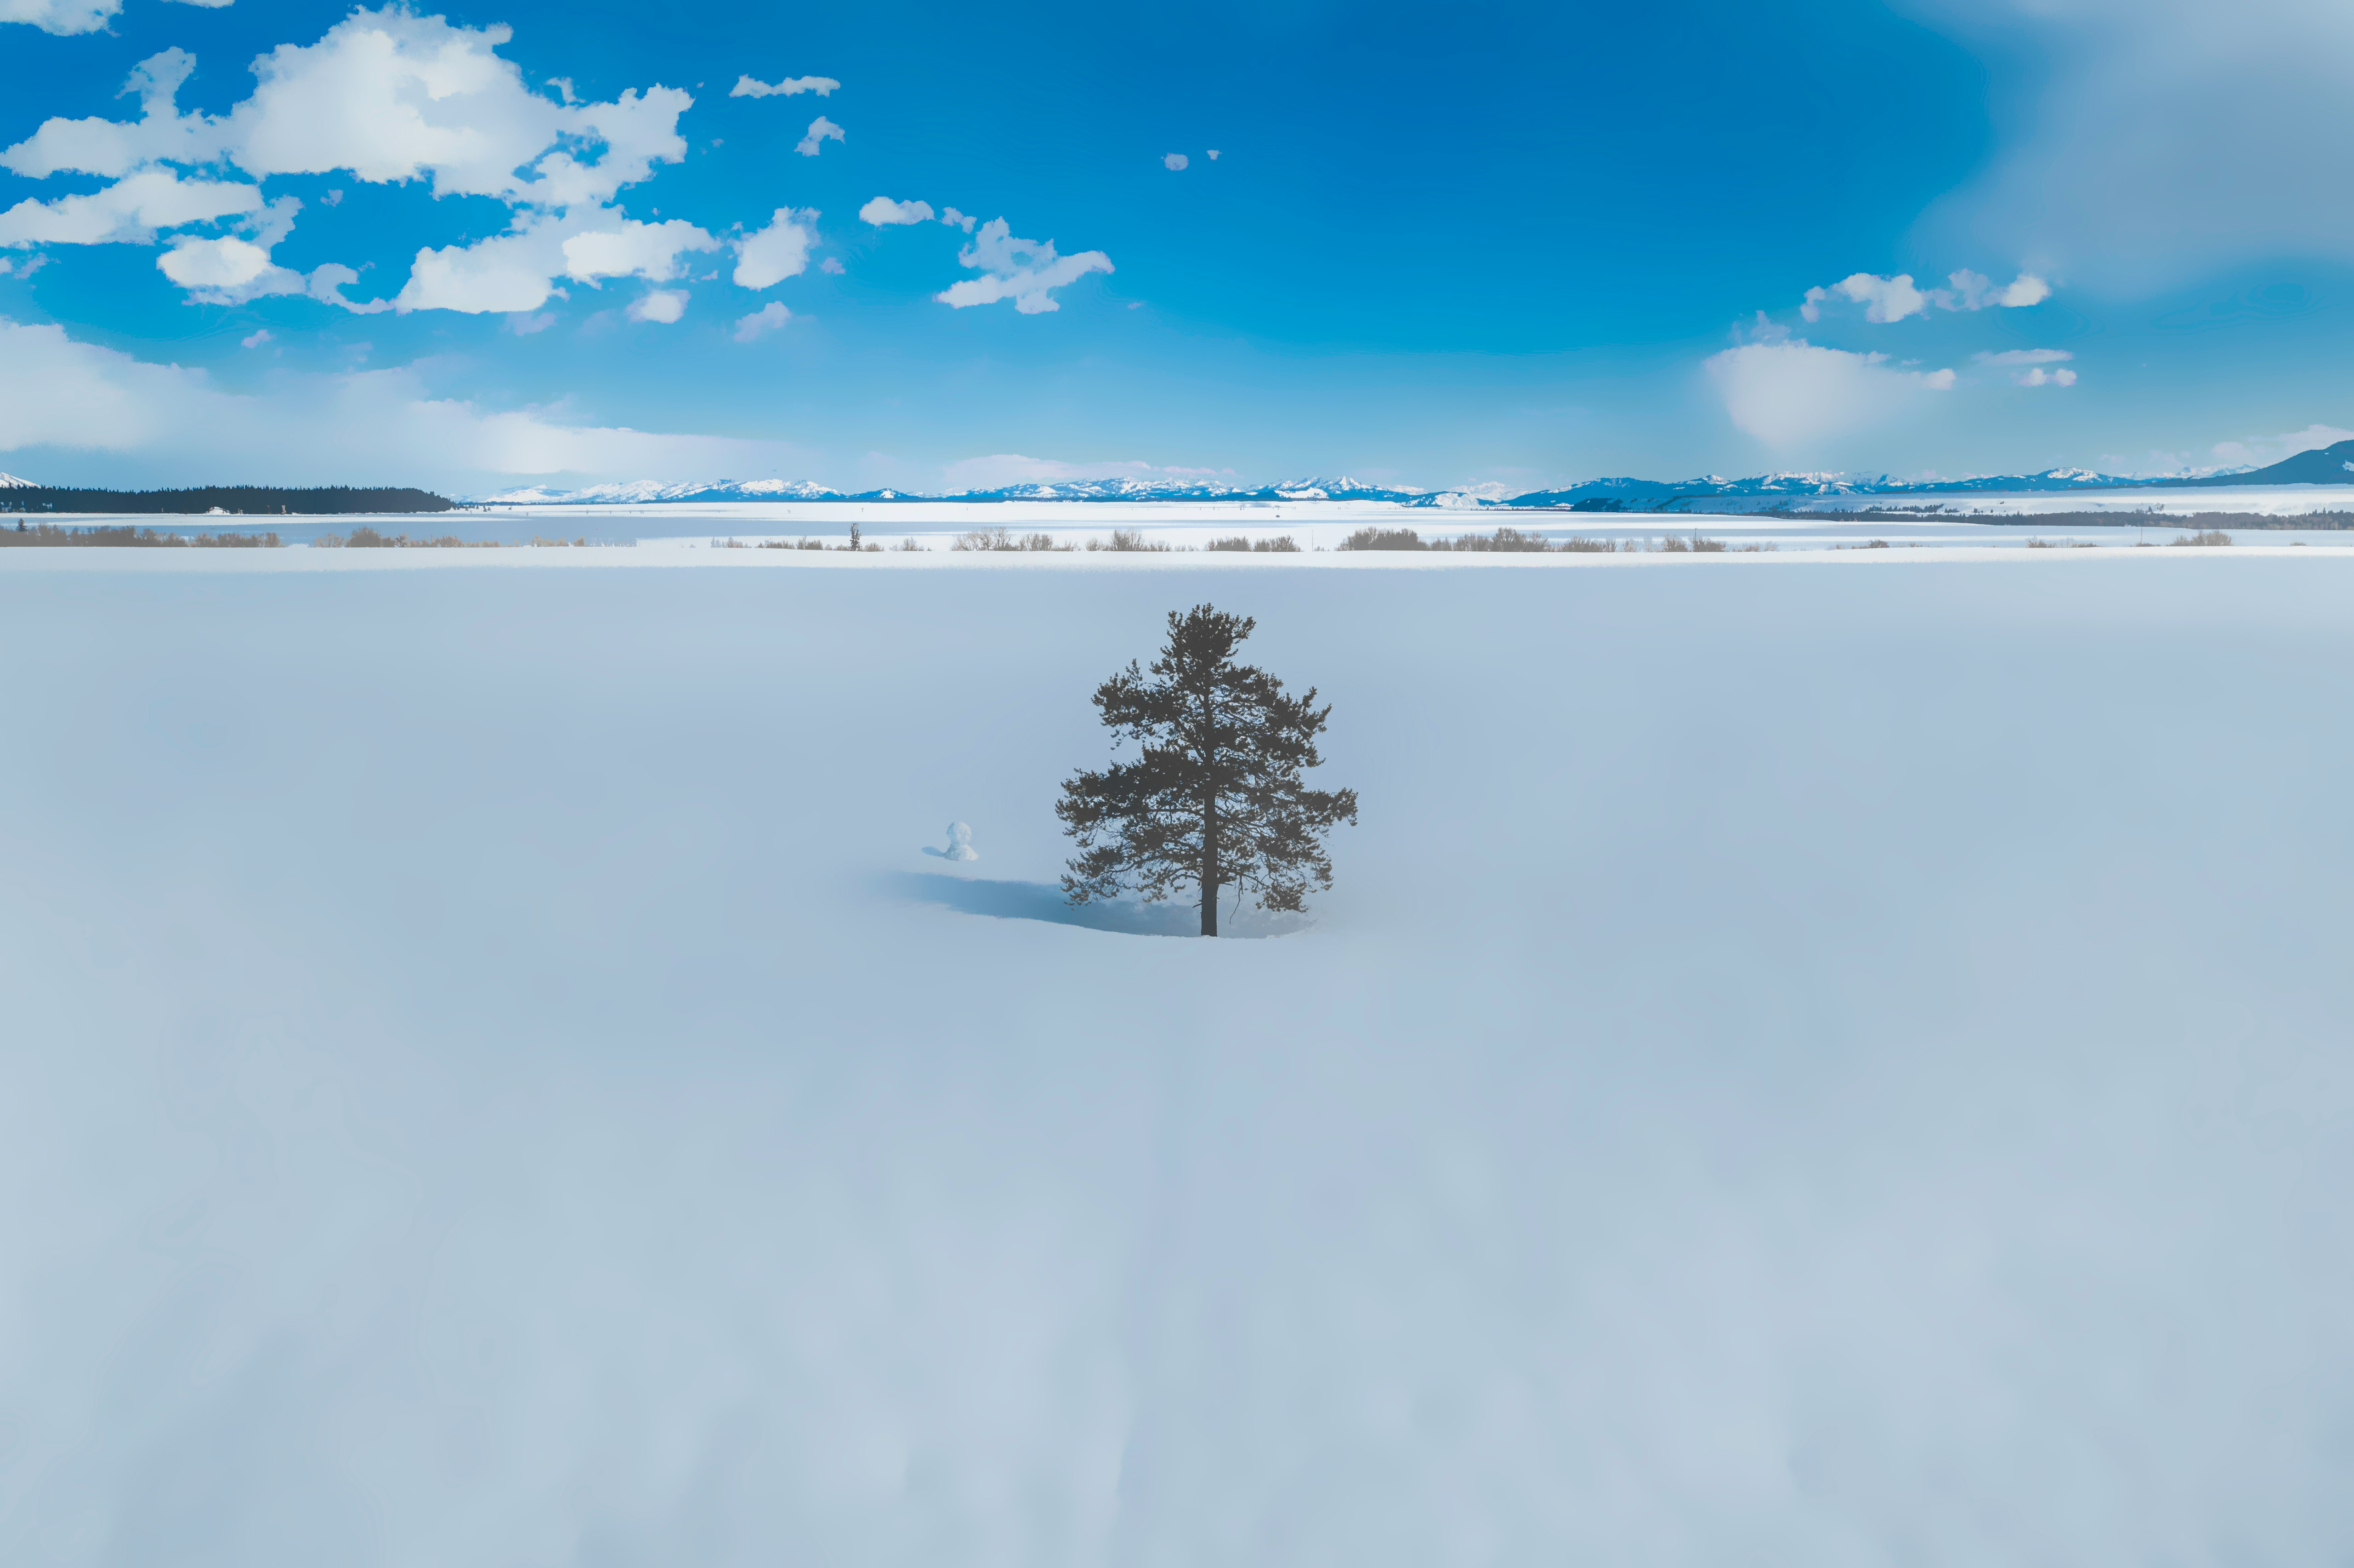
[1059,604,1358,936]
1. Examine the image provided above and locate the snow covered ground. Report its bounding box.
[27,495,2354,551]
[5,550,2354,1565]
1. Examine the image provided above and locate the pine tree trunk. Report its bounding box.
[1201,791,1220,937]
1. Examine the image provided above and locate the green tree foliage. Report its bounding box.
[1058,605,1358,936]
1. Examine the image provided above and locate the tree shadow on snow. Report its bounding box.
[883,872,1305,939]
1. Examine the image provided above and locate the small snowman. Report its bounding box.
[930,821,979,861]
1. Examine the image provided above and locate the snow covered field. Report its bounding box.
[27,494,2354,552]
[6,551,2354,1565]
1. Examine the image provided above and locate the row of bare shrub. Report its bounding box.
[1,522,284,548]
[1339,526,1766,554]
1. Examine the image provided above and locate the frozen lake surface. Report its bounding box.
[4,552,2353,1565]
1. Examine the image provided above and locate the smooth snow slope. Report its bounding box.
[3,557,2353,1566]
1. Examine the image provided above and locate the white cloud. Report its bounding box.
[1801,269,2053,323]
[0,315,812,484]
[1974,348,2073,365]
[0,167,261,248]
[860,197,934,226]
[1903,0,2354,289]
[1705,339,1957,447]
[0,11,698,311]
[733,208,816,288]
[940,207,977,233]
[157,236,302,299]
[731,74,839,98]
[628,289,686,324]
[936,219,1113,315]
[397,226,563,314]
[819,256,844,274]
[222,11,686,205]
[1164,153,1189,171]
[562,217,719,283]
[796,116,845,157]
[732,301,790,341]
[2016,366,2077,386]
[0,0,118,34]
[1207,149,1220,160]
[394,213,717,314]
[1838,272,1931,323]
[2,51,217,179]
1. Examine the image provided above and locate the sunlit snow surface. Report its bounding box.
[5,550,2354,1566]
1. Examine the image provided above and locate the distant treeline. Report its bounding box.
[0,486,454,515]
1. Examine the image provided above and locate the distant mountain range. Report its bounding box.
[20,443,2350,512]
[476,475,1511,507]
[478,451,2354,509]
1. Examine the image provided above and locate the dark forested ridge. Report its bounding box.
[0,486,454,515]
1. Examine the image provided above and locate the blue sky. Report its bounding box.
[5,0,2354,493]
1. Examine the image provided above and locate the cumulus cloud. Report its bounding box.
[1164,153,1189,171]
[1801,269,2052,323]
[732,301,789,341]
[734,208,816,287]
[2016,366,2076,386]
[392,213,717,314]
[628,289,686,324]
[0,314,811,484]
[157,235,302,300]
[1705,339,1957,447]
[224,12,688,206]
[0,12,697,312]
[240,328,271,347]
[731,74,838,97]
[796,117,845,157]
[1,51,218,180]
[562,218,719,283]
[0,167,261,247]
[0,0,119,34]
[940,207,977,233]
[859,197,934,226]
[936,219,1113,315]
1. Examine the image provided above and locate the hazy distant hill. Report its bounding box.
[2146,439,2354,488]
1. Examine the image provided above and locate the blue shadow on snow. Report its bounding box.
[883,871,1300,939]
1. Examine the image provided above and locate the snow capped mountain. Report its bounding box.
[475,474,1509,506]
[468,443,2345,510]
[0,472,36,489]
[477,479,845,504]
